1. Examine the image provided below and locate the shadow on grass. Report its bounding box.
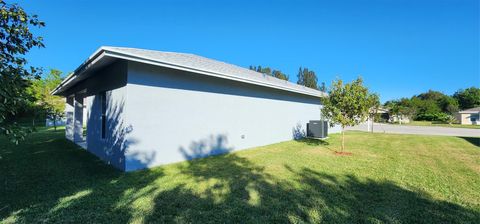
[143,153,480,223]
[295,137,329,146]
[1,129,479,223]
[459,137,480,147]
[0,129,163,223]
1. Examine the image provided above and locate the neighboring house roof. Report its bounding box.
[369,106,388,114]
[376,107,389,114]
[458,107,480,114]
[52,46,326,98]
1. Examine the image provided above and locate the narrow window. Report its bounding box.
[101,92,106,139]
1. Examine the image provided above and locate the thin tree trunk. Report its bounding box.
[341,126,345,152]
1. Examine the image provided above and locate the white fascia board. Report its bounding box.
[458,111,480,114]
[51,49,107,95]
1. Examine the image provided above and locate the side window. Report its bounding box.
[101,92,106,139]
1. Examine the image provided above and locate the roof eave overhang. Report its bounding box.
[52,47,327,98]
[51,47,108,95]
[458,111,480,114]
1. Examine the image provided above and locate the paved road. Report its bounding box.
[346,123,480,137]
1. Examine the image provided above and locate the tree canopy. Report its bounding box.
[248,65,324,90]
[28,69,65,130]
[386,98,416,124]
[0,0,45,143]
[249,65,289,81]
[297,67,318,89]
[453,87,480,110]
[384,88,468,122]
[321,77,376,151]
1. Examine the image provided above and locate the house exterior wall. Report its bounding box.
[64,60,340,171]
[65,96,74,141]
[389,115,410,124]
[86,87,127,169]
[457,113,480,125]
[73,95,84,142]
[63,61,129,170]
[123,62,338,171]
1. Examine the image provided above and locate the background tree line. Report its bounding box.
[249,65,326,92]
[27,69,65,130]
[8,69,65,129]
[384,87,480,123]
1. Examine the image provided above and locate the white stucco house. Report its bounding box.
[455,107,480,125]
[52,46,339,171]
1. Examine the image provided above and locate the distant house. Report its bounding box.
[372,107,410,124]
[389,114,410,124]
[52,46,340,171]
[455,107,480,125]
[372,107,389,122]
[45,117,67,127]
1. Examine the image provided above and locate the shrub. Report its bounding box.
[416,112,451,123]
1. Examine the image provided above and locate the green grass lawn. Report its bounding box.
[1,128,479,223]
[394,120,480,129]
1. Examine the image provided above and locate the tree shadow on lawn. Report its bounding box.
[0,130,164,223]
[1,130,479,223]
[295,137,330,146]
[144,151,480,223]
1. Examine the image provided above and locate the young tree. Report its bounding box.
[0,0,45,143]
[321,77,373,152]
[297,67,318,89]
[30,69,65,130]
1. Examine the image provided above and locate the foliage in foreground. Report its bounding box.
[1,128,478,223]
[0,0,45,143]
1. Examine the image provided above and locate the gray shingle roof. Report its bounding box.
[459,107,480,113]
[103,46,325,97]
[53,46,326,97]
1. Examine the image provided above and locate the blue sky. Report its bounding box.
[18,0,479,102]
